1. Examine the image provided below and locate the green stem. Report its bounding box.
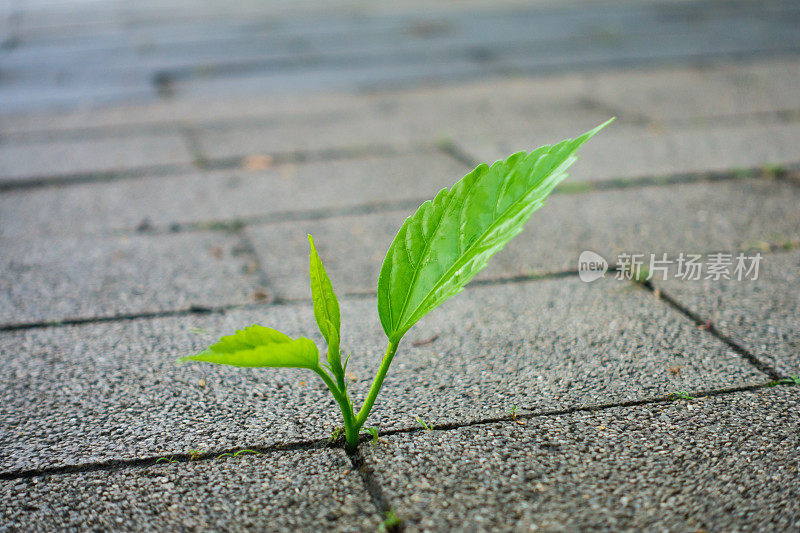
[313,367,358,449]
[355,341,399,429]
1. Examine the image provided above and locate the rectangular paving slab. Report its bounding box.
[339,275,766,432]
[0,309,341,473]
[457,121,800,183]
[362,386,800,532]
[0,274,765,473]
[0,449,380,532]
[247,178,800,300]
[0,231,259,325]
[653,249,800,377]
[0,153,467,239]
[193,91,606,161]
[0,133,193,185]
[588,58,800,121]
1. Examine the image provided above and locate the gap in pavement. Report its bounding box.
[1,380,793,482]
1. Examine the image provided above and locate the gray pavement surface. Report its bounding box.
[0,276,765,473]
[0,449,380,532]
[656,249,800,377]
[1,0,799,530]
[364,387,800,531]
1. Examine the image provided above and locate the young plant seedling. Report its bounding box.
[179,119,613,452]
[416,417,433,431]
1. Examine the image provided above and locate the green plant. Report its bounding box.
[179,120,612,451]
[416,417,433,431]
[366,426,383,444]
[217,449,262,459]
[379,509,402,532]
[671,391,694,401]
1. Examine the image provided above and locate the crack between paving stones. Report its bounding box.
[0,143,417,193]
[635,279,785,380]
[233,228,273,299]
[348,448,404,531]
[6,107,800,146]
[0,438,332,482]
[437,138,480,168]
[0,271,577,332]
[7,246,800,333]
[1,379,793,482]
[32,162,798,242]
[179,125,209,169]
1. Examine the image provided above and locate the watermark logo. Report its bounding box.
[577,251,762,282]
[578,250,608,283]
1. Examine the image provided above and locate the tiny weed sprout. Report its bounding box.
[179,119,613,451]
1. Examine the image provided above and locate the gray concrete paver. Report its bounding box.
[0,450,380,532]
[0,231,259,325]
[0,133,193,184]
[588,59,800,121]
[193,93,604,161]
[655,249,800,377]
[459,121,800,183]
[0,274,764,472]
[247,178,800,301]
[0,308,336,472]
[363,386,800,532]
[341,276,765,432]
[0,153,466,239]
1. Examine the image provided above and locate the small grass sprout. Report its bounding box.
[671,391,694,401]
[217,449,262,459]
[379,509,403,532]
[178,120,613,451]
[366,426,386,445]
[508,405,526,425]
[416,417,433,431]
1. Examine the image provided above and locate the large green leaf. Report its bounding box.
[377,119,612,342]
[180,325,320,369]
[308,234,341,368]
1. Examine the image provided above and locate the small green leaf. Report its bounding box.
[179,325,320,369]
[377,119,613,342]
[308,235,341,367]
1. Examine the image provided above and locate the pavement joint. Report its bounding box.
[5,238,800,332]
[3,105,800,146]
[577,96,649,127]
[0,142,425,193]
[100,162,800,239]
[0,270,576,332]
[348,449,403,532]
[2,379,792,484]
[233,226,274,300]
[636,280,786,381]
[178,125,209,169]
[436,139,480,169]
[0,163,197,192]
[0,436,332,482]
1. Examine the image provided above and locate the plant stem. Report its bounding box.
[355,341,399,429]
[313,367,358,449]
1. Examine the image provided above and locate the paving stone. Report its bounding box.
[192,89,603,161]
[0,133,192,183]
[0,70,581,137]
[589,59,800,121]
[0,153,466,239]
[654,249,800,377]
[247,178,800,300]
[0,450,379,532]
[0,308,335,472]
[0,273,764,472]
[0,231,258,324]
[363,386,800,532]
[338,275,765,433]
[458,121,800,183]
